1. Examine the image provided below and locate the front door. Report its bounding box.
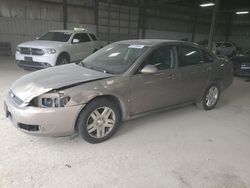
[129,45,181,115]
[71,33,92,61]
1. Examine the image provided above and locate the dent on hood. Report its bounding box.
[17,77,110,106]
[15,82,53,104]
[11,64,112,105]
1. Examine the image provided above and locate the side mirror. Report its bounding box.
[72,39,80,44]
[140,65,158,74]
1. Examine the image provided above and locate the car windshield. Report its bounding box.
[80,43,148,74]
[38,32,72,42]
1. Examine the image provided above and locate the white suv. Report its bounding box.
[15,29,102,69]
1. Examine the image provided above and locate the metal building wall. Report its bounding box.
[0,0,96,54]
[144,3,227,42]
[97,2,139,44]
[0,0,249,55]
[228,14,250,48]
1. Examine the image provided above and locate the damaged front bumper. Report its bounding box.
[4,93,85,136]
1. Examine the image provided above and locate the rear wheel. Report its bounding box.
[56,54,70,66]
[196,84,220,110]
[77,98,121,143]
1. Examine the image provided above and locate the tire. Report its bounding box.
[76,98,121,143]
[56,54,70,66]
[196,84,220,110]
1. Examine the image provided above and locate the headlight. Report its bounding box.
[16,47,20,52]
[37,92,70,108]
[44,48,56,54]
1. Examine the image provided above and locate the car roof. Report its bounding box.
[114,39,200,48]
[49,30,91,34]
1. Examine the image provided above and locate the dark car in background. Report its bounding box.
[231,48,250,76]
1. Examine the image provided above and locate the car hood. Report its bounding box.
[18,40,65,49]
[11,64,112,104]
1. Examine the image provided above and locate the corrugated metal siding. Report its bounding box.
[97,2,139,43]
[0,0,96,54]
[0,0,249,55]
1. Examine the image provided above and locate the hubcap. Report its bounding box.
[86,107,116,138]
[205,86,219,107]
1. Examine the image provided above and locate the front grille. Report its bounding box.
[20,47,44,55]
[19,61,43,67]
[17,60,50,69]
[9,91,23,105]
[19,123,39,131]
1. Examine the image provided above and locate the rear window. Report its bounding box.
[89,33,97,41]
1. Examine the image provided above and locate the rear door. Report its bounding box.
[71,33,92,61]
[177,45,212,102]
[129,45,182,115]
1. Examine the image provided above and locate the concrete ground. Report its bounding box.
[0,56,249,188]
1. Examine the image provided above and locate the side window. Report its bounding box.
[177,45,201,67]
[202,50,214,63]
[89,33,97,41]
[137,46,175,73]
[72,33,91,43]
[221,43,232,48]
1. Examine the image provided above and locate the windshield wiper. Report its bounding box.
[78,62,114,74]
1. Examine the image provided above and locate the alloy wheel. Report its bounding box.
[86,107,116,138]
[205,86,219,107]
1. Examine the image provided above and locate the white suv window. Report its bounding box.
[89,33,97,41]
[72,33,91,43]
[39,32,72,42]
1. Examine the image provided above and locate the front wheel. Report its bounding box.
[196,84,220,110]
[56,54,70,66]
[76,98,121,143]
